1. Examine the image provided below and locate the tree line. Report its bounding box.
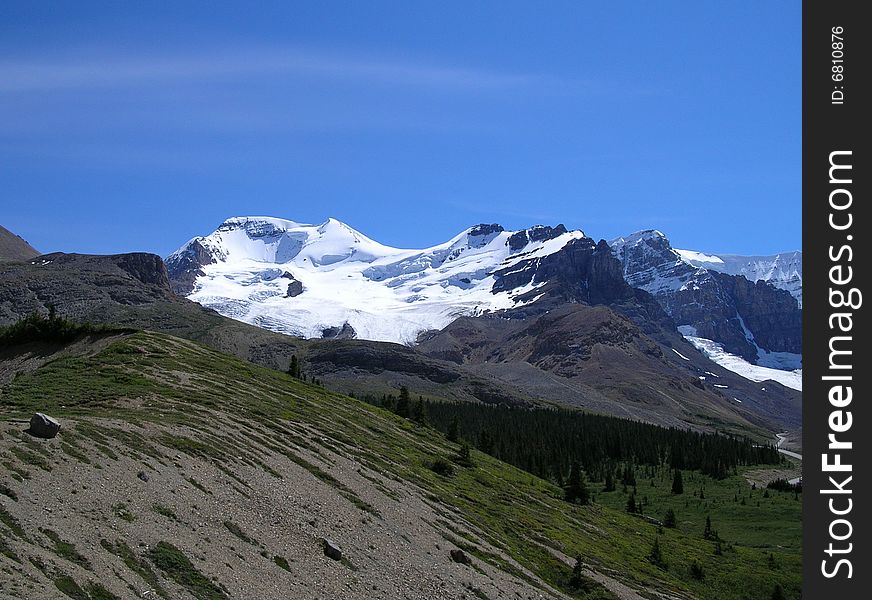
[360,389,780,483]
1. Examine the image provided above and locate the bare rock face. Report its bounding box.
[281,272,304,297]
[28,413,60,439]
[611,230,802,362]
[165,239,217,295]
[449,549,471,564]
[493,237,634,306]
[506,224,568,251]
[320,322,356,340]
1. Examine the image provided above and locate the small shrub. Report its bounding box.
[147,541,227,599]
[429,458,455,477]
[152,504,177,520]
[648,536,668,570]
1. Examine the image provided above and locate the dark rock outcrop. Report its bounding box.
[491,237,675,339]
[468,223,504,237]
[450,549,471,565]
[611,231,802,362]
[282,272,304,297]
[323,539,342,561]
[166,239,216,295]
[28,413,60,439]
[506,224,568,251]
[321,322,356,340]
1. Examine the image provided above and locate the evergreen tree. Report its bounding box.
[457,441,474,467]
[478,430,495,454]
[569,556,585,590]
[626,494,637,514]
[395,387,411,418]
[690,560,705,581]
[622,463,637,486]
[704,515,714,540]
[672,469,684,494]
[648,536,667,570]
[663,508,677,528]
[446,416,459,443]
[412,400,428,424]
[604,468,616,492]
[565,461,589,505]
[771,584,787,600]
[288,355,301,379]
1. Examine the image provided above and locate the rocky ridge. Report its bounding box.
[610,230,801,364]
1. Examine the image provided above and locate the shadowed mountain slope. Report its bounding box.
[0,225,39,262]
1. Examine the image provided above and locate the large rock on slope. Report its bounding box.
[28,413,61,439]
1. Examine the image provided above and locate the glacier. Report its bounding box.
[167,217,585,344]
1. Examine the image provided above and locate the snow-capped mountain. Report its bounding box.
[675,249,802,307]
[166,217,585,344]
[610,230,801,385]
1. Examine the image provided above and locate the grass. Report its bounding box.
[187,477,211,494]
[0,533,20,563]
[152,503,178,520]
[111,502,135,522]
[147,541,228,600]
[54,575,89,600]
[223,520,257,546]
[1,331,802,599]
[9,446,52,471]
[100,539,168,599]
[41,528,91,570]
[85,583,122,600]
[273,555,292,572]
[51,576,122,600]
[0,504,26,540]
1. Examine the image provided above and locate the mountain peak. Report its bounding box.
[166,216,590,343]
[0,225,40,261]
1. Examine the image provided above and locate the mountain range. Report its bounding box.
[167,217,802,389]
[0,220,803,599]
[0,217,802,436]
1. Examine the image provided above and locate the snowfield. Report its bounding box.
[681,334,802,391]
[170,217,803,393]
[170,217,585,344]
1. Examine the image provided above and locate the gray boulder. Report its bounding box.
[323,539,342,561]
[28,413,61,439]
[449,549,471,565]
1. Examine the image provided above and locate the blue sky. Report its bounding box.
[0,1,800,257]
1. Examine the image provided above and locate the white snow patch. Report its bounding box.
[682,335,802,391]
[677,325,698,337]
[676,249,725,265]
[671,348,691,361]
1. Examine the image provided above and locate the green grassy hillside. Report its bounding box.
[0,331,800,599]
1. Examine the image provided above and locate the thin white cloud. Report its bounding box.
[0,46,555,93]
